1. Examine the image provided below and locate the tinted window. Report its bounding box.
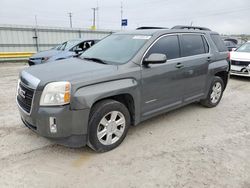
[145,35,180,60]
[181,35,206,57]
[210,34,227,52]
[202,36,209,53]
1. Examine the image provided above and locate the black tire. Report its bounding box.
[200,76,224,108]
[87,99,130,152]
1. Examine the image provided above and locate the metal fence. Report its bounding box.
[0,24,113,53]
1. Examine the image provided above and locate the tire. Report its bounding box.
[87,99,130,152]
[200,76,224,108]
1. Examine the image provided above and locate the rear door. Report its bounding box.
[179,34,210,102]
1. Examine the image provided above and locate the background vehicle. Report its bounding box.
[224,38,238,51]
[28,39,99,66]
[17,26,229,152]
[230,41,250,77]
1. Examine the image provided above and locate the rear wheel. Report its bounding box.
[200,76,224,108]
[87,99,130,152]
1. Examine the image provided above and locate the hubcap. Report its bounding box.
[210,82,222,104]
[97,111,126,145]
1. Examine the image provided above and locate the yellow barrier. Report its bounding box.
[0,52,35,59]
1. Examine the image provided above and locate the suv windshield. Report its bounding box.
[55,39,81,51]
[81,34,151,64]
[236,43,250,53]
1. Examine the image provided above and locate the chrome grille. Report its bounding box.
[17,82,35,114]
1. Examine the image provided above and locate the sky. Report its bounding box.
[0,0,250,34]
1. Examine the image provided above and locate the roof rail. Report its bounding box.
[172,25,211,31]
[136,26,168,30]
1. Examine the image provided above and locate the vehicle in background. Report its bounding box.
[17,25,229,152]
[28,39,99,66]
[224,38,238,51]
[230,41,250,77]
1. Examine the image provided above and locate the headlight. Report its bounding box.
[40,81,71,106]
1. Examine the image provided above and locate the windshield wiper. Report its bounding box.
[83,57,107,64]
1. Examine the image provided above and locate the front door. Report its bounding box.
[141,35,185,117]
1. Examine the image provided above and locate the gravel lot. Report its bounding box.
[0,63,250,188]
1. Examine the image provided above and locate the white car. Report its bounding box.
[230,41,250,77]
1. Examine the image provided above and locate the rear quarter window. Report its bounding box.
[210,34,227,52]
[181,34,206,57]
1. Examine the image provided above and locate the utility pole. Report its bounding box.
[34,15,39,52]
[68,12,73,28]
[91,8,97,30]
[96,1,99,29]
[121,1,123,30]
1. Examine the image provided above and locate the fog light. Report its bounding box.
[49,117,57,133]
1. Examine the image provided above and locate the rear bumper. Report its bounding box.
[18,104,90,148]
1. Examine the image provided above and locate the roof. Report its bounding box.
[115,28,216,36]
[115,25,217,36]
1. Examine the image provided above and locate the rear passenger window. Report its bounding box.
[181,35,206,57]
[202,36,209,53]
[146,35,180,60]
[210,34,227,52]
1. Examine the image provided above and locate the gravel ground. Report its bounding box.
[0,63,250,188]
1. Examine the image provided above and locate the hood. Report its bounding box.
[22,58,118,88]
[31,49,62,59]
[231,51,250,61]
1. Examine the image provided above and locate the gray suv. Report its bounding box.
[17,26,229,152]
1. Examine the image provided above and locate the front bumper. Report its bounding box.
[230,65,250,77]
[18,104,90,148]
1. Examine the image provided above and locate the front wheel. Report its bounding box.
[87,99,130,152]
[200,76,224,108]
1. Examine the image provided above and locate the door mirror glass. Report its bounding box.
[143,53,167,64]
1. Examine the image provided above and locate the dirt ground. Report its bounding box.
[0,63,250,188]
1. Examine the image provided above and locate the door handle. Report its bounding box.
[175,63,184,69]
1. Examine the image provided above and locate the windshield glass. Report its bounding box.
[236,43,250,53]
[81,34,151,64]
[55,39,81,51]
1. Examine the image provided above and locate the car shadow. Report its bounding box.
[39,102,205,156]
[230,75,250,82]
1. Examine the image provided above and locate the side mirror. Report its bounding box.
[143,53,167,65]
[74,48,83,54]
[231,48,237,51]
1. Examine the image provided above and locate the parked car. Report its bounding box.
[17,25,229,152]
[224,38,238,51]
[230,41,250,77]
[28,39,99,66]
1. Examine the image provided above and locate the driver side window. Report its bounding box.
[145,35,180,60]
